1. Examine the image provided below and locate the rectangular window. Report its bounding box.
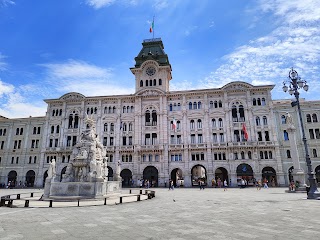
[170,135,175,144]
[177,135,181,144]
[198,134,203,143]
[265,131,270,141]
[219,133,224,143]
[16,157,19,164]
[36,140,39,148]
[309,129,315,139]
[129,136,132,145]
[258,131,262,141]
[55,139,58,147]
[315,129,320,139]
[110,137,114,146]
[11,157,14,164]
[49,139,53,147]
[72,136,77,146]
[1,141,4,149]
[191,134,195,144]
[66,136,71,147]
[14,140,17,149]
[103,137,107,146]
[191,154,195,161]
[31,140,35,149]
[122,136,127,146]
[213,133,217,143]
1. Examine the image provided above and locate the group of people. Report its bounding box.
[211,178,229,190]
[137,179,155,188]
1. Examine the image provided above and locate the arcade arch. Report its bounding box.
[143,166,158,187]
[191,165,207,186]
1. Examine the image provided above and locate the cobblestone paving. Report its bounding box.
[0,187,320,240]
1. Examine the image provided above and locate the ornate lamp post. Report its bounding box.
[282,68,320,199]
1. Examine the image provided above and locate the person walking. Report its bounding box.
[223,179,228,191]
[263,178,269,189]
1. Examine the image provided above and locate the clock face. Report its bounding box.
[146,66,156,76]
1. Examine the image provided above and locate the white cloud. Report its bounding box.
[0,79,14,96]
[41,59,134,96]
[0,0,15,7]
[201,0,320,98]
[153,0,168,10]
[209,21,215,28]
[184,26,198,37]
[86,0,115,9]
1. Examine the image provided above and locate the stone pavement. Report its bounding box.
[0,187,320,240]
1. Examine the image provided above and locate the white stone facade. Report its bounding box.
[1,38,320,188]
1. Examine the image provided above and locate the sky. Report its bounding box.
[0,0,320,118]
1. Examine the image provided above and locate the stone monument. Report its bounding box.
[285,112,306,190]
[43,115,121,199]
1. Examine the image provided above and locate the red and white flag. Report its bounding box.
[172,117,177,132]
[242,123,249,141]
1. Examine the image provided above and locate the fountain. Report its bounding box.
[43,116,121,199]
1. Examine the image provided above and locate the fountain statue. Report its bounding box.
[43,115,121,199]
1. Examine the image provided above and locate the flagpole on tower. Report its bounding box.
[153,16,155,39]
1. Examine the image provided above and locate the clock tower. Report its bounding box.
[130,38,172,94]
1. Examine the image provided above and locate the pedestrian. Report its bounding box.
[263,178,268,189]
[217,178,222,188]
[258,180,262,190]
[164,180,167,188]
[223,179,228,191]
[211,178,215,188]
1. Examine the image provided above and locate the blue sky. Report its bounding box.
[0,0,320,118]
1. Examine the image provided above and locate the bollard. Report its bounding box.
[77,200,80,207]
[137,195,140,201]
[17,194,20,199]
[24,200,29,207]
[129,189,132,194]
[30,193,34,197]
[104,198,107,205]
[49,200,52,207]
[120,197,123,204]
[139,190,142,194]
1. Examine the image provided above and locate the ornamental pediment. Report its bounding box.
[59,92,85,101]
[221,81,253,91]
[136,89,164,97]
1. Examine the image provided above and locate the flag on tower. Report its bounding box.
[242,123,248,141]
[149,18,154,33]
[172,117,177,132]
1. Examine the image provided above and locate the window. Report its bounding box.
[213,133,217,143]
[281,115,286,124]
[263,116,268,125]
[33,127,37,134]
[140,80,143,87]
[312,114,318,122]
[198,101,201,109]
[190,120,195,130]
[191,134,195,144]
[159,79,162,85]
[309,129,315,139]
[198,134,203,143]
[197,119,202,129]
[313,149,318,158]
[210,101,213,109]
[307,114,312,123]
[122,136,127,146]
[218,118,223,128]
[234,152,238,160]
[284,130,289,141]
[212,119,216,128]
[256,117,261,126]
[104,123,108,132]
[265,131,270,141]
[110,137,114,146]
[253,98,256,106]
[110,123,114,132]
[286,150,291,158]
[248,151,252,159]
[269,151,273,159]
[145,111,151,126]
[316,129,320,139]
[258,131,262,141]
[103,137,107,146]
[241,151,245,159]
[219,133,224,143]
[189,102,192,110]
[261,98,266,106]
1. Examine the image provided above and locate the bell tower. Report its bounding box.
[130,38,172,94]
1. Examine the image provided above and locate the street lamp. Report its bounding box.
[282,68,320,199]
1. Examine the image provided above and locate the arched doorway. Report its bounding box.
[215,167,228,184]
[107,166,113,181]
[236,164,254,186]
[143,166,158,187]
[170,168,183,187]
[191,165,207,186]
[60,166,67,182]
[288,166,294,184]
[120,169,132,187]
[315,165,320,184]
[8,171,17,187]
[26,170,35,187]
[43,170,48,187]
[262,167,277,187]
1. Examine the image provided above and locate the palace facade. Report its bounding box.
[1,38,320,188]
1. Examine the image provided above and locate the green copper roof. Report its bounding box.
[134,38,171,68]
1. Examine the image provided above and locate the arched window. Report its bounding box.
[312,114,318,122]
[198,101,201,109]
[248,151,252,159]
[149,79,152,86]
[218,118,223,127]
[110,123,114,132]
[145,110,151,126]
[152,110,157,126]
[140,80,143,87]
[260,151,264,159]
[239,105,245,121]
[177,120,181,130]
[232,105,237,122]
[281,115,286,124]
[253,98,256,106]
[264,151,268,159]
[257,98,261,105]
[123,106,126,113]
[131,106,134,112]
[159,79,162,85]
[306,114,311,123]
[261,98,266,106]
[218,100,222,108]
[210,101,213,109]
[269,151,273,159]
[212,119,216,128]
[122,123,127,132]
[146,80,148,86]
[113,106,116,113]
[129,123,133,131]
[263,116,268,125]
[313,149,317,157]
[256,117,261,126]
[189,102,192,110]
[241,151,245,159]
[193,102,197,110]
[29,156,32,164]
[51,126,54,134]
[56,125,60,133]
[214,101,218,108]
[197,119,202,129]
[153,79,156,86]
[284,130,289,141]
[190,120,195,130]
[287,150,291,158]
[169,104,173,111]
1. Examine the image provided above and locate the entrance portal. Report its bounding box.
[262,167,277,187]
[120,169,133,187]
[143,166,158,187]
[288,166,294,184]
[8,171,17,187]
[26,170,35,187]
[215,167,229,183]
[236,164,254,186]
[170,168,183,187]
[191,165,207,186]
[315,165,320,184]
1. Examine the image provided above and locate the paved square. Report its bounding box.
[0,187,320,240]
